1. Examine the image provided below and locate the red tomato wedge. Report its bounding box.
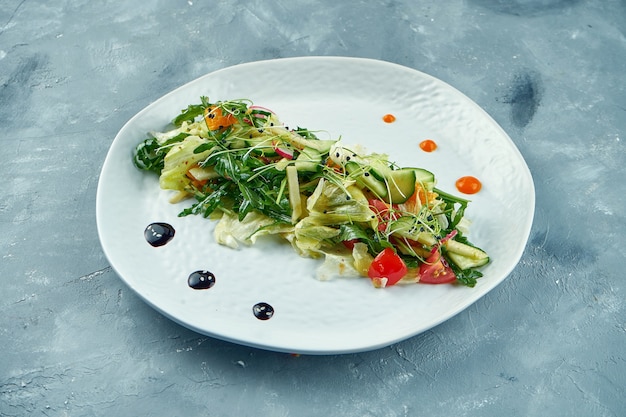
[419,252,456,284]
[367,248,407,288]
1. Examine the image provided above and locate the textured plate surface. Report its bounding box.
[96,57,535,354]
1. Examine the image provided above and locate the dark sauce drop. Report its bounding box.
[188,270,216,290]
[253,302,274,320]
[144,222,175,247]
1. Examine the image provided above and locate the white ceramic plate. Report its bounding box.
[96,57,534,354]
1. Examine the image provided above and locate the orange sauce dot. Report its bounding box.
[382,113,396,123]
[456,176,482,194]
[419,139,437,152]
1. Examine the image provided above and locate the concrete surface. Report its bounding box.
[1,0,624,416]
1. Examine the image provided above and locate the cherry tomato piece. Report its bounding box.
[419,252,457,284]
[342,239,360,250]
[368,199,399,232]
[368,199,389,214]
[368,248,408,288]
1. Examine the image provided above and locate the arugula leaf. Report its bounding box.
[179,183,230,218]
[400,256,420,269]
[294,127,319,139]
[434,188,470,230]
[193,142,215,154]
[449,261,482,288]
[172,104,204,126]
[181,146,293,224]
[237,181,264,220]
[171,96,212,126]
[133,133,189,174]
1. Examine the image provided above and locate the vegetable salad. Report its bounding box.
[133,97,489,288]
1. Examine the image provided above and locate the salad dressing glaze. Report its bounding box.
[382,114,396,123]
[188,270,216,290]
[455,176,482,194]
[144,223,175,247]
[253,302,274,320]
[419,139,437,152]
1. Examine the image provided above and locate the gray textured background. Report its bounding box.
[1,1,625,416]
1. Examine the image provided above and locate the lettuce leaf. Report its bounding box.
[159,135,213,191]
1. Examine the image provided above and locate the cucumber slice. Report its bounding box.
[366,156,393,181]
[346,164,423,204]
[369,166,434,203]
[447,252,490,269]
[445,240,489,269]
[413,168,435,191]
[345,161,388,198]
[304,139,336,154]
[388,216,438,245]
[294,146,323,172]
[386,168,417,204]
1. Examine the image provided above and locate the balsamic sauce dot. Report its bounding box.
[253,302,274,320]
[188,270,216,290]
[144,222,175,247]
